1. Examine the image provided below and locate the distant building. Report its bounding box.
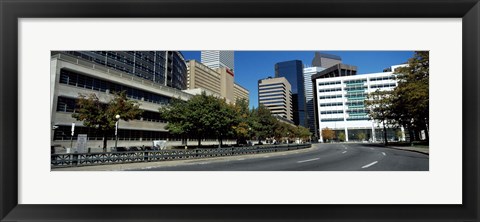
[186,60,249,104]
[258,77,293,121]
[311,63,358,79]
[312,52,342,68]
[274,60,306,127]
[312,65,405,142]
[201,51,235,71]
[303,66,326,135]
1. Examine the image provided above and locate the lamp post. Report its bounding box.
[115,114,120,151]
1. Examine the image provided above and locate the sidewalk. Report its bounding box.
[386,146,429,155]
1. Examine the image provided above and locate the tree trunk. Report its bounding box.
[408,128,414,146]
[102,131,107,152]
[218,136,223,148]
[383,121,388,146]
[197,137,201,147]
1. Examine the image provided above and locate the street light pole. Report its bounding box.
[115,114,120,151]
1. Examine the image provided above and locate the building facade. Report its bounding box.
[303,67,326,135]
[312,65,404,142]
[201,51,235,71]
[51,52,239,152]
[274,60,306,127]
[186,60,249,103]
[56,51,188,90]
[312,52,342,68]
[258,77,293,121]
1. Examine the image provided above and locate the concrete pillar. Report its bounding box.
[344,128,349,142]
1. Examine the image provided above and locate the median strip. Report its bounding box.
[297,158,320,163]
[361,161,378,169]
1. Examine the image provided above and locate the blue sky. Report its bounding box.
[181,51,414,109]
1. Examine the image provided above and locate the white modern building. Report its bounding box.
[201,51,235,71]
[313,65,405,142]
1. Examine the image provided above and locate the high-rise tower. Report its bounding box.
[201,51,234,71]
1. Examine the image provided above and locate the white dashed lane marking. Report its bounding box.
[382,152,386,156]
[342,151,347,154]
[297,158,320,163]
[361,161,378,169]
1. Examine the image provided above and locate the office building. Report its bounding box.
[312,63,358,79]
[312,52,342,68]
[50,52,237,152]
[303,67,326,135]
[274,60,306,127]
[57,51,188,90]
[312,65,404,142]
[258,77,293,122]
[201,51,235,71]
[186,60,249,103]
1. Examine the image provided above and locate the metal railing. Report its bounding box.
[51,143,311,168]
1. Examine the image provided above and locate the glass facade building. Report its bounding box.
[312,65,404,142]
[55,51,188,90]
[275,60,306,127]
[303,67,326,135]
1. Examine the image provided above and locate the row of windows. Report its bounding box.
[258,89,286,95]
[319,94,343,100]
[259,82,286,88]
[318,81,341,86]
[321,118,344,122]
[53,126,179,141]
[347,117,370,121]
[346,101,364,106]
[320,102,343,107]
[59,69,171,105]
[345,93,366,98]
[318,88,342,93]
[370,76,395,81]
[344,79,366,84]
[347,109,367,114]
[56,96,166,123]
[371,83,396,89]
[320,110,344,114]
[345,86,367,91]
[259,96,286,102]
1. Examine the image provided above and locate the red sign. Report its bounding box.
[226,69,234,77]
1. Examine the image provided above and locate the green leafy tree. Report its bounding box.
[391,51,429,143]
[338,132,346,142]
[232,98,252,145]
[365,89,393,145]
[160,93,237,148]
[72,92,143,152]
[321,127,335,142]
[251,105,277,142]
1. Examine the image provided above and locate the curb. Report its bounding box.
[384,146,429,155]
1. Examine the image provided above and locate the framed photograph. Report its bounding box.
[1,0,479,221]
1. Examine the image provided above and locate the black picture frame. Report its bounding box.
[1,0,479,221]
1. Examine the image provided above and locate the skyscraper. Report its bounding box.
[274,60,306,126]
[258,77,293,122]
[312,52,342,68]
[303,67,326,135]
[201,51,234,71]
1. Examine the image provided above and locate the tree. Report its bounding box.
[295,126,312,142]
[365,89,394,146]
[232,98,252,145]
[357,132,366,141]
[72,92,143,152]
[391,51,429,143]
[338,132,346,142]
[321,127,335,142]
[251,105,277,142]
[159,92,238,148]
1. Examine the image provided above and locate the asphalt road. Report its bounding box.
[132,143,429,171]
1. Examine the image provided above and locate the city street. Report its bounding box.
[129,143,429,171]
